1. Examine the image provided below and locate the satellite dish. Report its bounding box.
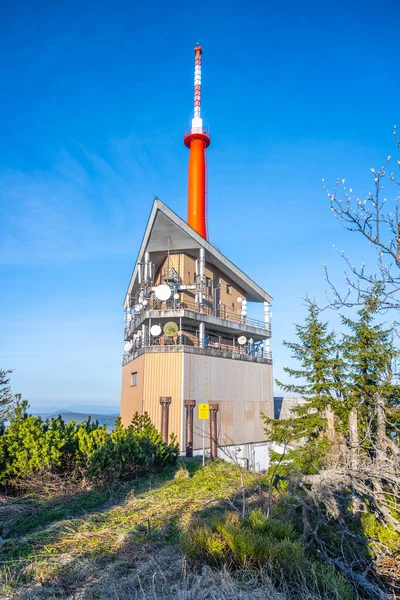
[238,336,247,346]
[143,299,148,306]
[249,338,254,345]
[150,324,162,337]
[155,285,172,301]
[237,297,243,303]
[124,342,130,352]
[163,321,179,337]
[134,304,140,312]
[174,293,180,300]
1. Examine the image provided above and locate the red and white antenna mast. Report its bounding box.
[184,45,210,240]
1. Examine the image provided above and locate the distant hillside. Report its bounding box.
[32,403,119,415]
[36,410,119,430]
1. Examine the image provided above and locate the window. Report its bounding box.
[130,372,138,387]
[226,284,232,295]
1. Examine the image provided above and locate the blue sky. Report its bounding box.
[1,0,399,409]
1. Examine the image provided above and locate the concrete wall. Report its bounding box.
[183,353,273,450]
[274,396,306,420]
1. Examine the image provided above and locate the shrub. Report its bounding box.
[245,508,295,540]
[0,404,179,487]
[311,562,355,600]
[362,512,400,553]
[182,509,355,598]
[88,412,179,482]
[181,520,226,566]
[0,402,108,484]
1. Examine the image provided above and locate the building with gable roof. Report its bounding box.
[120,47,273,465]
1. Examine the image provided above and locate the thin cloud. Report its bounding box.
[0,138,164,265]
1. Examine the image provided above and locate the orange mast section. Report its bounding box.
[184,45,210,240]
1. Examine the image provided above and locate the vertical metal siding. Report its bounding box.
[143,353,183,446]
[120,355,145,426]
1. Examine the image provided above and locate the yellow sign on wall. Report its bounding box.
[198,404,209,420]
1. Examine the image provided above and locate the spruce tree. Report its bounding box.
[265,304,343,473]
[0,369,16,423]
[340,301,400,455]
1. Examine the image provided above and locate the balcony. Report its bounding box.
[123,335,272,367]
[124,297,270,341]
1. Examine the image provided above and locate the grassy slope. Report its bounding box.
[0,460,256,599]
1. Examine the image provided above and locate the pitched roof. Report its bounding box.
[124,198,272,306]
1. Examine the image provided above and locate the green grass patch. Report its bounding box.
[0,459,251,594]
[182,507,355,600]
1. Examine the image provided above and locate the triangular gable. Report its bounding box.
[124,198,272,307]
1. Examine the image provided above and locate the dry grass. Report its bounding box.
[8,546,349,600]
[0,461,360,599]
[0,460,260,599]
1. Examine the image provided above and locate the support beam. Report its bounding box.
[160,396,172,443]
[184,399,196,457]
[209,402,219,459]
[144,251,150,284]
[199,322,205,349]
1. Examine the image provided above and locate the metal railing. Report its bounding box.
[124,297,269,339]
[184,126,211,138]
[123,336,272,367]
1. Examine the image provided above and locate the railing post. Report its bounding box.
[184,399,196,457]
[142,323,147,348]
[209,402,219,459]
[160,396,172,443]
[198,248,206,312]
[264,301,271,357]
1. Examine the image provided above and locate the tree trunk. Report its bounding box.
[375,391,387,462]
[326,403,335,442]
[301,501,313,543]
[348,406,362,517]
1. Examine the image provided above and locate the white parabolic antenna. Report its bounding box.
[237,297,243,303]
[238,335,247,345]
[155,284,172,301]
[249,338,254,345]
[150,324,162,337]
[174,293,180,300]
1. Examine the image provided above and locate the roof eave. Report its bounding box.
[123,198,273,307]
